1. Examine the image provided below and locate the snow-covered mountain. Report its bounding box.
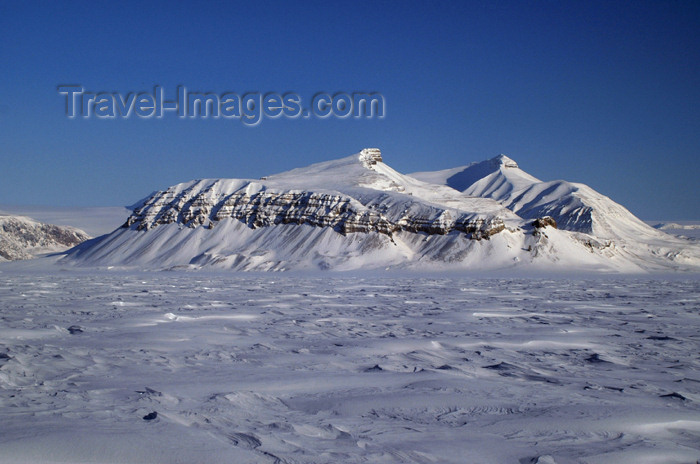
[0,215,90,261]
[62,149,700,272]
[412,154,643,236]
[412,154,700,264]
[0,205,133,237]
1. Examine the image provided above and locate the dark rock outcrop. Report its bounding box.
[123,188,506,240]
[532,216,557,229]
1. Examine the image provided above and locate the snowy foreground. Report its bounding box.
[1,271,699,464]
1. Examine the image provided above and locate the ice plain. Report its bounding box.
[0,270,699,463]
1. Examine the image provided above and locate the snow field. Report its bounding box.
[0,272,699,463]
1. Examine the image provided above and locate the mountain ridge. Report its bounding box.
[59,149,700,272]
[411,154,666,239]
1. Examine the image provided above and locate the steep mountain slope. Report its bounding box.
[412,154,700,270]
[0,215,90,261]
[61,149,699,272]
[412,154,676,239]
[413,154,540,200]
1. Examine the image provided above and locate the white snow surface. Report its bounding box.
[58,150,700,273]
[0,271,698,463]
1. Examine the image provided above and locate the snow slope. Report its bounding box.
[0,215,90,261]
[412,154,700,270]
[412,154,645,237]
[61,149,700,272]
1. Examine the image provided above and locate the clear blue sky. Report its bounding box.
[1,0,698,219]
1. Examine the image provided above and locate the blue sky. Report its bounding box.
[1,0,698,219]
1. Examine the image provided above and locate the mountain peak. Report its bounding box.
[264,148,390,191]
[493,154,518,169]
[359,148,383,167]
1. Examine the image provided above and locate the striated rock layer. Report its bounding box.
[124,188,505,240]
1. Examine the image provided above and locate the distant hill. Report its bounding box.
[0,215,90,261]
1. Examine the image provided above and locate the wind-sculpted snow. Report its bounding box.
[1,272,699,463]
[0,215,90,261]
